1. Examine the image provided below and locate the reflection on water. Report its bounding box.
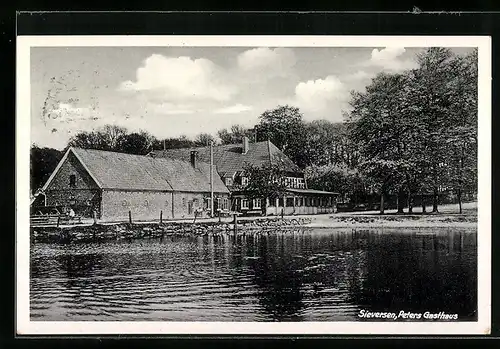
[30,228,477,321]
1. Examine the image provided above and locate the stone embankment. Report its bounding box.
[31,217,313,244]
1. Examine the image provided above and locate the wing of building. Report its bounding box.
[149,137,339,216]
[38,147,229,221]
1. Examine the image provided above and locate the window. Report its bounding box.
[225,178,233,186]
[69,174,76,187]
[298,197,303,207]
[286,197,294,207]
[253,198,261,209]
[223,198,229,210]
[241,177,249,186]
[269,198,275,207]
[241,199,249,209]
[278,198,284,207]
[298,178,305,189]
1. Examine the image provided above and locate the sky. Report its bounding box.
[30,46,474,150]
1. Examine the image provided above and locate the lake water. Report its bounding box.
[30,228,477,322]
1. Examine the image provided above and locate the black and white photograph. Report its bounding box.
[16,35,491,335]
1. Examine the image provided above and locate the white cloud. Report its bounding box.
[237,47,296,77]
[371,47,406,62]
[346,70,374,82]
[146,102,197,115]
[214,104,253,114]
[294,75,347,112]
[366,47,417,72]
[119,54,236,102]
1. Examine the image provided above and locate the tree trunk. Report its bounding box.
[380,192,385,215]
[397,188,405,214]
[458,188,463,214]
[458,145,464,214]
[407,189,413,214]
[432,187,439,213]
[421,193,426,213]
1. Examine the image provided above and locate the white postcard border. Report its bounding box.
[16,35,491,335]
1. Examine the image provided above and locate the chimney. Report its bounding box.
[243,136,249,154]
[190,150,198,168]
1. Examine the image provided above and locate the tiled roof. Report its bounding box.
[71,148,229,193]
[149,140,301,175]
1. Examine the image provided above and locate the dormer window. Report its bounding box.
[225,177,233,186]
[241,177,249,186]
[69,174,76,188]
[298,178,305,189]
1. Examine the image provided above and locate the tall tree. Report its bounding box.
[443,49,478,213]
[254,105,308,168]
[117,130,157,155]
[303,120,360,168]
[67,124,128,151]
[30,145,64,191]
[243,162,288,214]
[153,135,196,150]
[305,163,367,203]
[411,48,458,212]
[348,72,415,213]
[101,125,128,150]
[193,133,217,146]
[218,125,255,145]
[67,130,109,150]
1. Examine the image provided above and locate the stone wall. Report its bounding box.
[101,190,230,221]
[45,152,100,217]
[101,190,172,221]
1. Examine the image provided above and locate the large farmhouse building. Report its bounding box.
[149,137,339,216]
[38,147,229,221]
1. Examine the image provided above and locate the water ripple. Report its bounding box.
[30,228,477,321]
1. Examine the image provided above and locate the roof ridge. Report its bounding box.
[267,140,272,166]
[151,140,271,153]
[73,147,157,159]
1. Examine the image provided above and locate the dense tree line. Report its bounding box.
[31,48,477,214]
[346,48,477,213]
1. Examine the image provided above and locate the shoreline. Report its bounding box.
[30,202,478,243]
[30,211,477,244]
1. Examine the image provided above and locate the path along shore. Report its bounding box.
[305,201,477,229]
[35,201,478,229]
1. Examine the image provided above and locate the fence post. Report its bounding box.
[160,210,163,224]
[93,210,97,225]
[56,215,61,228]
[129,210,132,224]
